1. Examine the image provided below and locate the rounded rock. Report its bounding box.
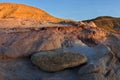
[31,49,87,72]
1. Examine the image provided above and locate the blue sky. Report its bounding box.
[0,0,120,20]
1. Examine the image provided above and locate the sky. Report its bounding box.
[0,0,120,20]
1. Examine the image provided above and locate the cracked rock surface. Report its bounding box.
[0,20,119,80]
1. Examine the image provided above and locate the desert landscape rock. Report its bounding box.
[0,3,119,80]
[78,53,118,80]
[31,49,87,72]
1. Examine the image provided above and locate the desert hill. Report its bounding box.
[0,3,63,22]
[84,16,120,33]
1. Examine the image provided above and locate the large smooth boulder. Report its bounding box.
[31,49,87,72]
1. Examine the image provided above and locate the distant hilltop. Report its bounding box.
[84,16,120,33]
[0,3,63,22]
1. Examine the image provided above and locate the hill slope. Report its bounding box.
[84,16,120,33]
[0,3,62,22]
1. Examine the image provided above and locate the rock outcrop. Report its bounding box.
[78,53,117,80]
[0,20,119,79]
[0,22,107,59]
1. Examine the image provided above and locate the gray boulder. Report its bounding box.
[31,49,87,72]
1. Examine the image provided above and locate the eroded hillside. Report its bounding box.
[84,16,120,33]
[0,3,63,22]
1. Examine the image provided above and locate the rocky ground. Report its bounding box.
[0,20,120,80]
